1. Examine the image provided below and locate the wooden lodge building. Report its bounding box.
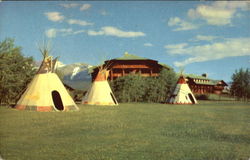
[185,74,228,94]
[90,52,227,95]
[91,52,170,81]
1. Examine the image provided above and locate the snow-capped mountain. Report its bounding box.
[33,60,92,91]
[71,67,80,80]
[56,62,92,91]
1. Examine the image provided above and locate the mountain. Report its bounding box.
[57,62,92,91]
[33,60,92,91]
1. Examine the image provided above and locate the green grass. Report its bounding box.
[207,94,236,101]
[1,102,250,160]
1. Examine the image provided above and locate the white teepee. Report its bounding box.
[167,75,197,104]
[15,47,79,112]
[82,66,118,105]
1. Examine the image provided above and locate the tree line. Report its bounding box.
[0,38,249,105]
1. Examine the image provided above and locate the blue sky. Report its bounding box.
[0,1,250,82]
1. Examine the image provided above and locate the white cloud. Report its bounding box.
[60,3,81,8]
[144,43,153,47]
[80,4,91,11]
[67,19,94,26]
[164,43,188,54]
[192,35,219,42]
[45,28,85,38]
[60,3,92,11]
[165,38,250,67]
[168,17,181,26]
[44,11,93,26]
[72,30,85,35]
[168,17,199,31]
[44,12,65,22]
[88,30,104,36]
[45,28,57,38]
[187,1,250,26]
[87,26,145,38]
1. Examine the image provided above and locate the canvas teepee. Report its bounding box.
[15,46,79,112]
[167,75,197,104]
[82,66,118,105]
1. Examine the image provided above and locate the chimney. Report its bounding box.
[202,73,207,78]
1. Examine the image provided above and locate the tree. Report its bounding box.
[0,38,36,104]
[110,68,177,103]
[231,68,250,101]
[110,74,147,102]
[156,68,177,102]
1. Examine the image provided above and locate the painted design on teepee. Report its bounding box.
[15,43,79,112]
[82,65,118,105]
[167,75,198,104]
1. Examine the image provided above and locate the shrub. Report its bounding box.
[110,68,177,103]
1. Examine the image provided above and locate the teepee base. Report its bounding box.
[83,101,118,106]
[167,102,195,105]
[15,105,78,112]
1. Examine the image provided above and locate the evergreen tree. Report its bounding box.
[0,38,36,104]
[231,68,250,101]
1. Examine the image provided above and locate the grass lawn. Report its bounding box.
[0,101,250,160]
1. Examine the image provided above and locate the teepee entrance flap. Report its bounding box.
[110,92,118,104]
[188,93,196,104]
[52,90,64,111]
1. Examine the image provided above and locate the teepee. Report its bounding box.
[167,75,197,104]
[82,65,118,105]
[15,45,79,112]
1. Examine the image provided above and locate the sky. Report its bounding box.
[0,1,250,82]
